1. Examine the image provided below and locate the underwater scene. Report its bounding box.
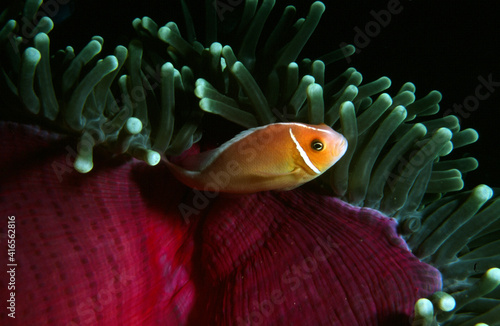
[1,0,499,325]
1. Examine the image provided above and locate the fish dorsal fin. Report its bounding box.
[177,125,267,171]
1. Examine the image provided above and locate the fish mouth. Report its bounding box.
[336,137,348,158]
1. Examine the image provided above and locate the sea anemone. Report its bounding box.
[0,0,499,325]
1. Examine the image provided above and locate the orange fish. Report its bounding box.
[165,123,348,193]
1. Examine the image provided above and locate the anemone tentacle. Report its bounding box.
[0,1,498,325]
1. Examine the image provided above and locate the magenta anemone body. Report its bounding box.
[0,122,441,325]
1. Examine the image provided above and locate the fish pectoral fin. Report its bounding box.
[253,167,302,177]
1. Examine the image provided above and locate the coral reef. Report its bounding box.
[0,0,499,325]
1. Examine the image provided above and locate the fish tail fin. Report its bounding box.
[163,157,203,190]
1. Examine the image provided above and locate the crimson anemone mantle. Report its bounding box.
[0,1,499,325]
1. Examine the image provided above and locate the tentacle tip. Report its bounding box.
[485,267,500,283]
[302,75,316,84]
[40,16,54,32]
[146,150,161,166]
[414,298,433,316]
[6,19,17,29]
[393,105,408,119]
[24,47,41,61]
[438,295,455,312]
[342,44,356,55]
[379,76,392,87]
[413,123,428,135]
[209,42,222,52]
[379,92,392,103]
[339,101,355,116]
[126,117,142,135]
[473,184,493,202]
[132,17,141,26]
[194,85,205,99]
[161,61,174,74]
[157,26,171,41]
[436,127,453,140]
[74,157,93,174]
[430,90,443,101]
[34,31,48,42]
[467,128,480,142]
[307,83,323,96]
[412,298,436,325]
[104,55,119,70]
[346,84,358,94]
[88,38,103,52]
[311,1,326,12]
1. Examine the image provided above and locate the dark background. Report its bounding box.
[16,0,500,189]
[305,0,500,190]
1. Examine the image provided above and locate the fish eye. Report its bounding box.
[311,140,324,151]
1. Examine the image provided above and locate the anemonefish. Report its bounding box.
[165,123,348,193]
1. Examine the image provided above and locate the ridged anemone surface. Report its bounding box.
[0,1,499,325]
